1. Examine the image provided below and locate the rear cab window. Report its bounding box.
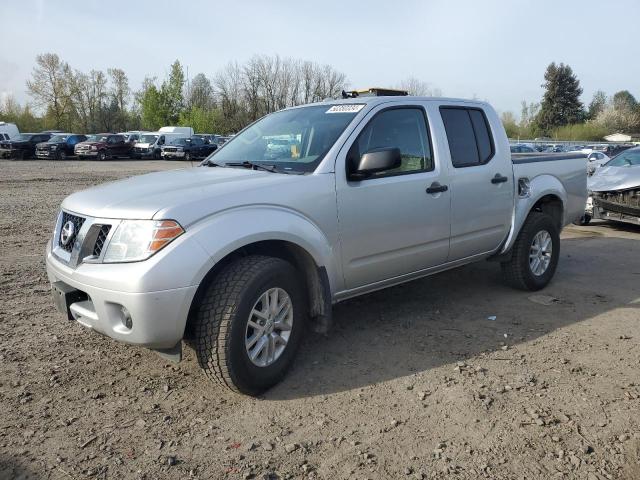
[440,106,495,168]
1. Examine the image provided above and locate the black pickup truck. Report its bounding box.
[160,136,217,161]
[35,134,87,160]
[0,133,52,159]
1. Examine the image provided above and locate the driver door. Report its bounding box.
[336,105,451,290]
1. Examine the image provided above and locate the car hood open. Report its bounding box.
[589,165,640,192]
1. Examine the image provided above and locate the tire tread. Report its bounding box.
[194,255,284,393]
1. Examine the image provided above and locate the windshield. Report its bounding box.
[12,134,32,141]
[605,149,640,167]
[208,104,363,172]
[49,135,68,142]
[86,134,108,142]
[139,134,158,144]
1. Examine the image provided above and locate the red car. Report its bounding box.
[74,133,133,160]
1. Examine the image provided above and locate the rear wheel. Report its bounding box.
[501,212,560,291]
[193,255,307,395]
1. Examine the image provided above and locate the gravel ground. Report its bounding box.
[0,159,639,480]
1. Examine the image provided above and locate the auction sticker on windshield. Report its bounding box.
[326,104,365,113]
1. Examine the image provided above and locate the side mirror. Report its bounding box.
[349,147,402,180]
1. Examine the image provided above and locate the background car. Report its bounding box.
[510,144,537,153]
[587,151,610,174]
[0,132,52,159]
[35,133,87,160]
[75,133,132,160]
[161,136,217,160]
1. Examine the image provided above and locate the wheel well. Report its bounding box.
[184,240,332,338]
[531,194,563,230]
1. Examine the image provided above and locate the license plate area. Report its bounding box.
[51,281,88,320]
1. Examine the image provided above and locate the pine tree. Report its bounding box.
[535,63,585,133]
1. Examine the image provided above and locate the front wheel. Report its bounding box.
[193,255,307,395]
[184,151,192,161]
[97,150,107,161]
[501,212,560,291]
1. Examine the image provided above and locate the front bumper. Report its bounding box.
[76,150,98,157]
[46,242,198,348]
[161,151,185,158]
[0,148,17,158]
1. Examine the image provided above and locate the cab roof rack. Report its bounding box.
[341,88,409,99]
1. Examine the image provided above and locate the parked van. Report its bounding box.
[0,122,20,140]
[159,126,194,136]
[132,127,193,159]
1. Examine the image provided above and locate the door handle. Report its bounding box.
[491,173,509,184]
[426,182,448,194]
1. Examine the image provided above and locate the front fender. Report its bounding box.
[188,205,340,293]
[500,174,567,254]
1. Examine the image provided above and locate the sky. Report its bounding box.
[1,0,639,117]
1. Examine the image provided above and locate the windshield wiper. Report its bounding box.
[224,161,282,173]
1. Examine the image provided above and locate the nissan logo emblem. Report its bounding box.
[60,220,75,246]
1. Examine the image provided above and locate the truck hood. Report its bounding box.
[588,165,640,192]
[134,143,152,148]
[77,141,106,148]
[61,166,307,224]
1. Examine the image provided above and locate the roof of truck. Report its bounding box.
[318,95,488,106]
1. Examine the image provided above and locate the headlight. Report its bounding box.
[91,145,97,150]
[103,220,184,263]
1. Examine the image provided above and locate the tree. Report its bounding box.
[595,105,640,133]
[397,77,442,96]
[187,73,214,110]
[612,90,637,112]
[160,60,185,124]
[535,62,585,133]
[501,111,518,138]
[587,90,607,120]
[108,68,130,131]
[139,80,164,131]
[26,53,74,129]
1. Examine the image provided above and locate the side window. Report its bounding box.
[440,107,495,168]
[349,107,433,178]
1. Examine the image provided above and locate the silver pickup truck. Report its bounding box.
[46,94,587,395]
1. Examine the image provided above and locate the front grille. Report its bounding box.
[58,212,85,252]
[164,147,177,153]
[92,225,111,256]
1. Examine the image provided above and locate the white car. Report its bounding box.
[587,152,610,174]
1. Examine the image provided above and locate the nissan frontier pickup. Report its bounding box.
[46,92,587,395]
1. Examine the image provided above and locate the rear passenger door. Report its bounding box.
[439,106,513,261]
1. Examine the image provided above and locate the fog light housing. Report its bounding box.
[121,306,133,329]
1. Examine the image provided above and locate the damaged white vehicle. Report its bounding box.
[583,146,640,225]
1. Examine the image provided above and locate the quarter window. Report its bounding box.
[440,107,495,168]
[349,107,433,178]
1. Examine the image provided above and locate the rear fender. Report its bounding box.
[500,174,567,254]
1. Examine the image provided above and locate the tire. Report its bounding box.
[574,214,591,226]
[58,150,67,161]
[15,150,25,160]
[501,212,560,291]
[153,150,160,160]
[97,150,107,161]
[193,255,307,395]
[185,151,192,161]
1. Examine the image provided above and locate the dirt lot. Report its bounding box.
[0,159,639,480]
